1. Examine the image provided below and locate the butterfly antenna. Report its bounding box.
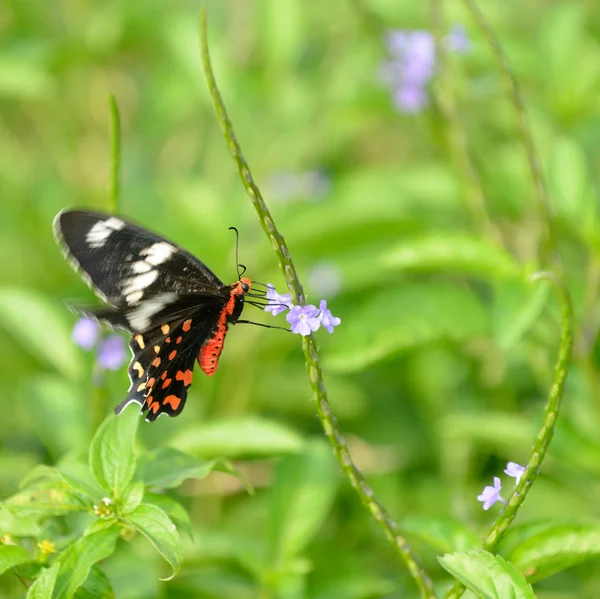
[228,226,246,279]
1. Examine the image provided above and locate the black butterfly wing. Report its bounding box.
[117,311,221,421]
[53,209,224,309]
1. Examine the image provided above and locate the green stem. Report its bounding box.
[108,94,121,213]
[430,0,501,245]
[199,7,436,599]
[445,271,574,599]
[461,0,557,267]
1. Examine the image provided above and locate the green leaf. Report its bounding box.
[144,493,193,540]
[268,440,338,562]
[381,233,519,280]
[136,448,227,489]
[0,288,83,379]
[326,283,490,373]
[170,416,304,458]
[120,481,145,515]
[507,523,600,582]
[57,461,105,501]
[0,544,33,575]
[401,518,480,554]
[73,565,114,599]
[20,465,63,489]
[5,487,89,516]
[492,277,551,351]
[54,528,120,599]
[0,505,41,536]
[125,503,182,580]
[439,551,535,599]
[89,405,139,500]
[26,562,60,599]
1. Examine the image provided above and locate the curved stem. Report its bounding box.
[461,0,558,267]
[445,271,574,599]
[108,94,121,214]
[430,0,502,245]
[199,7,436,598]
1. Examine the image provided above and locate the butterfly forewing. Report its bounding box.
[54,210,224,308]
[53,209,248,422]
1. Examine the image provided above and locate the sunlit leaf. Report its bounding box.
[54,528,120,599]
[73,565,115,599]
[439,551,535,599]
[144,493,193,540]
[125,503,182,580]
[136,448,229,489]
[170,416,304,458]
[26,562,60,599]
[326,283,490,373]
[0,544,33,576]
[508,523,600,582]
[89,405,139,500]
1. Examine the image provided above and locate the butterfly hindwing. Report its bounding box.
[53,209,224,308]
[116,313,218,422]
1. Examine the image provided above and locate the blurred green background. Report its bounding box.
[2,0,600,597]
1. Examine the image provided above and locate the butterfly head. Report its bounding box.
[236,277,252,295]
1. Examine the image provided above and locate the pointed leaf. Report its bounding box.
[439,551,536,599]
[0,289,83,379]
[120,481,144,515]
[136,448,225,488]
[73,565,114,599]
[89,405,139,500]
[382,233,519,280]
[326,283,490,373]
[144,493,193,540]
[125,503,182,580]
[171,416,304,458]
[54,528,120,599]
[0,544,33,575]
[26,562,60,599]
[507,523,600,582]
[0,505,41,536]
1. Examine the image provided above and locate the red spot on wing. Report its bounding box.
[164,395,181,410]
[152,357,161,367]
[168,350,177,360]
[176,369,193,386]
[182,319,192,332]
[162,378,172,389]
[176,336,183,344]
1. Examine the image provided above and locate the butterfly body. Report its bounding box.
[53,209,252,421]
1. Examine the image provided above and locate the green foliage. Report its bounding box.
[439,551,535,599]
[1,0,600,597]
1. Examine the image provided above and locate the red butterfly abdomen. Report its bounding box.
[198,322,228,376]
[198,291,239,376]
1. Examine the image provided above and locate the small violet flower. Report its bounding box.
[319,300,341,334]
[477,477,505,511]
[97,335,127,371]
[264,284,293,316]
[504,462,526,485]
[72,317,127,372]
[72,317,100,350]
[286,305,322,336]
[380,25,469,114]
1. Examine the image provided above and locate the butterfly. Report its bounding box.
[53,209,269,422]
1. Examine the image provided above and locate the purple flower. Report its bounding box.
[96,335,127,370]
[72,317,100,350]
[318,300,341,334]
[380,25,469,114]
[504,462,525,485]
[445,25,470,53]
[477,477,505,510]
[264,284,293,316]
[286,305,321,336]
